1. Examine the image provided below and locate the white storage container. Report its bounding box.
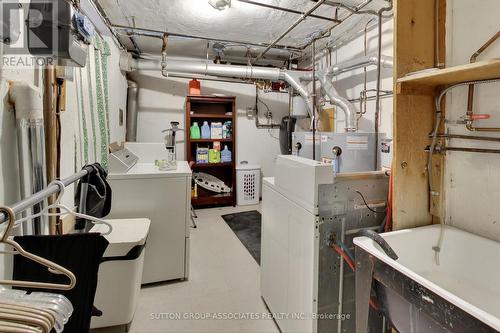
[236,164,261,205]
[90,218,150,330]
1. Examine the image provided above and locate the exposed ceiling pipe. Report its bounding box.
[327,55,393,75]
[120,52,315,118]
[304,0,375,51]
[237,0,341,23]
[251,0,328,64]
[215,44,299,62]
[112,25,303,52]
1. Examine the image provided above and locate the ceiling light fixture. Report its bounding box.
[208,0,231,10]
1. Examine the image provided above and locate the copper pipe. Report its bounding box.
[432,133,500,142]
[438,146,500,154]
[237,0,341,23]
[466,30,500,132]
[251,0,327,64]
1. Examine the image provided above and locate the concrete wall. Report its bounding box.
[444,0,500,241]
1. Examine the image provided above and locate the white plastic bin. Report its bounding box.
[90,218,150,330]
[236,164,261,205]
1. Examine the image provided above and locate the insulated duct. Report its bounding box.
[126,80,139,142]
[9,82,49,235]
[120,52,314,119]
[317,72,357,132]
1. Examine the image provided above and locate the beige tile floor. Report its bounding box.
[92,204,279,333]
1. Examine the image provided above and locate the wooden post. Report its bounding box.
[392,0,442,229]
[43,66,58,234]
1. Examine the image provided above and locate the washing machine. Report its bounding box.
[107,143,192,284]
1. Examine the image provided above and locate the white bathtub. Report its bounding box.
[354,225,500,331]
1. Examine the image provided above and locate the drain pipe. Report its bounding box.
[9,82,49,236]
[126,80,139,142]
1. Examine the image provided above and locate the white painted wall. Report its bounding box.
[130,70,289,177]
[0,20,127,278]
[444,0,500,241]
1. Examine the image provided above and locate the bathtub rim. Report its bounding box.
[353,224,500,331]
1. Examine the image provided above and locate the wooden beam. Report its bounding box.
[43,66,58,234]
[393,0,437,229]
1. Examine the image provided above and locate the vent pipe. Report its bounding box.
[317,72,357,132]
[119,52,363,132]
[126,80,139,142]
[9,82,49,235]
[120,52,314,120]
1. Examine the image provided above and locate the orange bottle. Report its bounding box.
[189,79,201,95]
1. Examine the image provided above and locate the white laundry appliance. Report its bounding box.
[261,155,388,333]
[91,218,150,330]
[108,143,192,284]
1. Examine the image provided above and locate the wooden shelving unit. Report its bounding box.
[186,95,236,208]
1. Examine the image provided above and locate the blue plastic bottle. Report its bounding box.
[221,145,232,163]
[201,121,211,139]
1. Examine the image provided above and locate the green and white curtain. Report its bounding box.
[75,35,111,170]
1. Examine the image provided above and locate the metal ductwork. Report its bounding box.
[120,52,314,118]
[9,82,49,235]
[317,72,358,132]
[118,52,384,132]
[126,80,139,142]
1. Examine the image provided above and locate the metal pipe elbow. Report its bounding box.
[318,73,357,131]
[280,71,314,118]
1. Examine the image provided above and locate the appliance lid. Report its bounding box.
[91,218,151,258]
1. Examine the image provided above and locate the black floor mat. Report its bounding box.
[221,210,261,264]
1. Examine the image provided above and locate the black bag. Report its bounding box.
[75,163,112,219]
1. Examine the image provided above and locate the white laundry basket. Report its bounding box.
[236,163,261,206]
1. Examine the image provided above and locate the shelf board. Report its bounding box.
[192,162,233,168]
[190,138,232,143]
[192,192,233,206]
[190,113,233,119]
[397,58,500,89]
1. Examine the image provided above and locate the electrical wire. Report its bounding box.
[337,240,355,262]
[267,129,279,140]
[355,190,387,213]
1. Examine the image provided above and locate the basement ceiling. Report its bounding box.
[95,0,390,60]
